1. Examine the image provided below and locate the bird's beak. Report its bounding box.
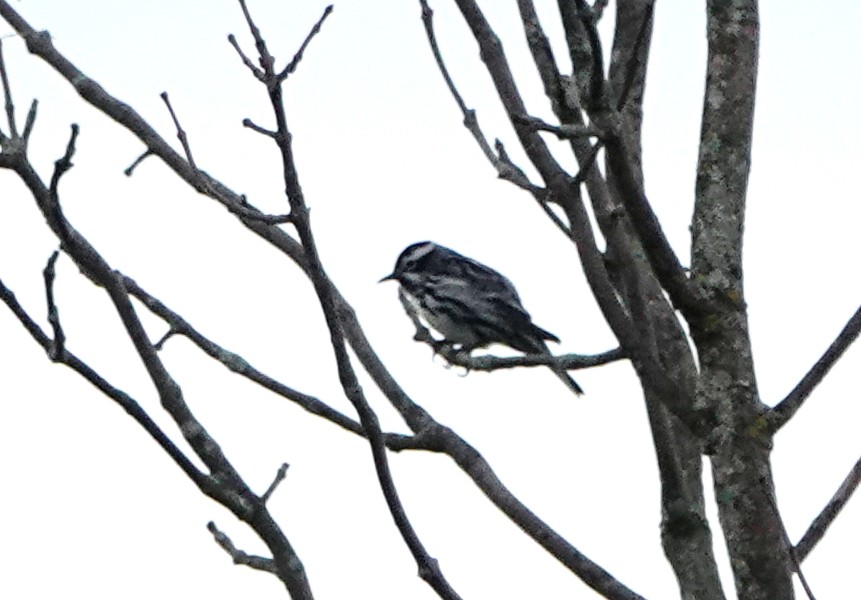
[378,273,396,283]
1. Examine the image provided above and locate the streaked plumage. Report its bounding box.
[380,241,583,395]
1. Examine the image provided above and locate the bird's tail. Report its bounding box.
[549,364,584,396]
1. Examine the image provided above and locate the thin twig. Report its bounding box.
[795,453,861,564]
[0,36,18,137]
[419,0,538,192]
[261,463,290,504]
[153,327,177,350]
[277,5,334,81]
[517,114,603,140]
[207,521,277,573]
[22,98,37,141]
[48,123,78,200]
[42,250,65,360]
[769,304,861,432]
[160,92,196,170]
[124,149,153,176]
[763,487,817,600]
[237,0,274,75]
[242,117,277,138]
[227,33,264,81]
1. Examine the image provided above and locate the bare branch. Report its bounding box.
[572,141,602,184]
[121,275,374,442]
[242,117,277,138]
[48,123,78,200]
[227,33,264,81]
[42,250,65,360]
[763,487,818,600]
[124,148,153,176]
[160,91,197,170]
[443,347,625,372]
[0,36,17,137]
[276,5,334,81]
[418,0,539,193]
[769,304,861,432]
[403,298,624,371]
[517,114,603,139]
[207,521,277,574]
[153,326,177,350]
[22,98,36,141]
[0,275,211,489]
[601,124,702,315]
[237,0,274,76]
[795,454,861,564]
[572,0,608,111]
[261,463,290,504]
[228,195,293,224]
[239,7,464,596]
[614,1,655,113]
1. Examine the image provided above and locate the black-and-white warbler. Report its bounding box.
[380,241,583,396]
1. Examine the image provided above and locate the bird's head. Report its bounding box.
[379,241,437,284]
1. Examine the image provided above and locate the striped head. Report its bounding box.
[379,241,445,289]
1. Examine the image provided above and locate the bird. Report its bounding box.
[380,241,583,396]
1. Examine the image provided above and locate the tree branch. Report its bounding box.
[405,305,624,372]
[238,7,463,598]
[418,0,541,194]
[122,274,421,451]
[160,91,197,169]
[1,112,313,596]
[207,521,278,574]
[276,5,334,82]
[769,304,861,432]
[795,453,861,564]
[0,274,212,490]
[0,36,18,137]
[42,249,65,360]
[261,463,290,504]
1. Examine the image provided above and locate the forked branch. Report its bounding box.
[234,5,463,598]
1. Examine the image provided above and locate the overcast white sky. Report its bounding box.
[1,1,859,599]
